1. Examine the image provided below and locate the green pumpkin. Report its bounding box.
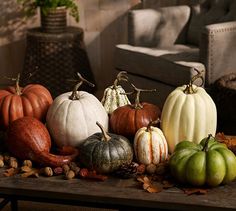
[169,135,236,187]
[79,122,133,174]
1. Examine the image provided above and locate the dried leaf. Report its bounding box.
[21,169,39,178]
[146,185,163,193]
[4,168,19,177]
[216,132,236,154]
[21,165,32,173]
[87,171,108,181]
[138,176,162,193]
[183,188,208,195]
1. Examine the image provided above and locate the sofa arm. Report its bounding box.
[128,5,191,47]
[199,21,236,86]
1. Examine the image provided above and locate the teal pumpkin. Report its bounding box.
[79,122,133,174]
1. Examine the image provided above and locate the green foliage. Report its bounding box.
[17,0,79,22]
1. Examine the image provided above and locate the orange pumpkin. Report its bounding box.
[0,74,53,129]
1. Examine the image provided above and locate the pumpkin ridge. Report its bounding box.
[21,95,33,116]
[23,92,41,119]
[91,140,102,170]
[149,131,153,163]
[2,95,12,128]
[78,96,90,137]
[110,138,122,163]
[10,95,23,123]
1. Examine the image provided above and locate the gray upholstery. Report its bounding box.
[128,6,191,47]
[187,0,236,45]
[115,0,236,106]
[116,44,205,87]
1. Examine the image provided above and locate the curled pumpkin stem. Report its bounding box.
[69,72,95,100]
[146,118,161,132]
[113,71,129,88]
[202,134,213,152]
[3,69,39,95]
[4,73,22,95]
[184,69,205,94]
[96,121,111,142]
[123,83,156,109]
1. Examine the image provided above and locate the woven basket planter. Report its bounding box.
[40,6,67,33]
[211,73,236,135]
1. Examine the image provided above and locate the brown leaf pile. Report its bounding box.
[216,133,236,154]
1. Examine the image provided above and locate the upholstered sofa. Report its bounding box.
[115,0,236,107]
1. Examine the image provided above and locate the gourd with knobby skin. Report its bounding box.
[110,83,161,138]
[101,71,131,114]
[79,122,133,174]
[134,119,168,165]
[169,135,236,187]
[46,73,109,147]
[0,73,53,129]
[161,71,217,153]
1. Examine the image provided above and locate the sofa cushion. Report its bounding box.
[128,6,190,47]
[115,44,205,87]
[187,0,236,46]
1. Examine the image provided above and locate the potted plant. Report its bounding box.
[17,0,79,33]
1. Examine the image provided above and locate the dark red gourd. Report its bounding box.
[6,117,78,167]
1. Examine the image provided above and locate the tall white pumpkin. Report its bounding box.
[134,121,168,165]
[161,81,217,153]
[46,73,109,147]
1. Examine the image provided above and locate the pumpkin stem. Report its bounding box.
[69,72,95,100]
[202,134,213,152]
[184,69,204,94]
[96,122,111,142]
[113,71,129,88]
[146,119,161,132]
[123,83,156,109]
[4,73,22,95]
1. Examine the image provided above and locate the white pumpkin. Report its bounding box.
[161,80,217,153]
[101,71,130,114]
[46,73,109,147]
[134,120,168,165]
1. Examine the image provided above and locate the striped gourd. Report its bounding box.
[101,71,130,114]
[134,120,168,165]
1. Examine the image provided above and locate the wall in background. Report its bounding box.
[0,0,141,98]
[0,0,200,97]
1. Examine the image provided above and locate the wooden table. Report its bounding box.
[0,169,236,211]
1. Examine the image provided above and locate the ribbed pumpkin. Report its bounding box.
[161,72,217,153]
[110,84,161,138]
[0,73,53,129]
[134,120,168,165]
[101,71,130,114]
[169,135,236,187]
[46,73,109,147]
[79,122,133,174]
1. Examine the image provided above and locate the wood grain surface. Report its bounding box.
[0,168,236,210]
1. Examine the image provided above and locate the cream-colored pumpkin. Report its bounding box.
[101,71,130,114]
[46,74,109,147]
[134,120,168,165]
[161,75,217,153]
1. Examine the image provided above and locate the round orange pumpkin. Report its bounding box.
[110,84,161,138]
[0,75,53,129]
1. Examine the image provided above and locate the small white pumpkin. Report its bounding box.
[101,71,130,114]
[46,73,109,147]
[161,72,217,153]
[134,120,168,165]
